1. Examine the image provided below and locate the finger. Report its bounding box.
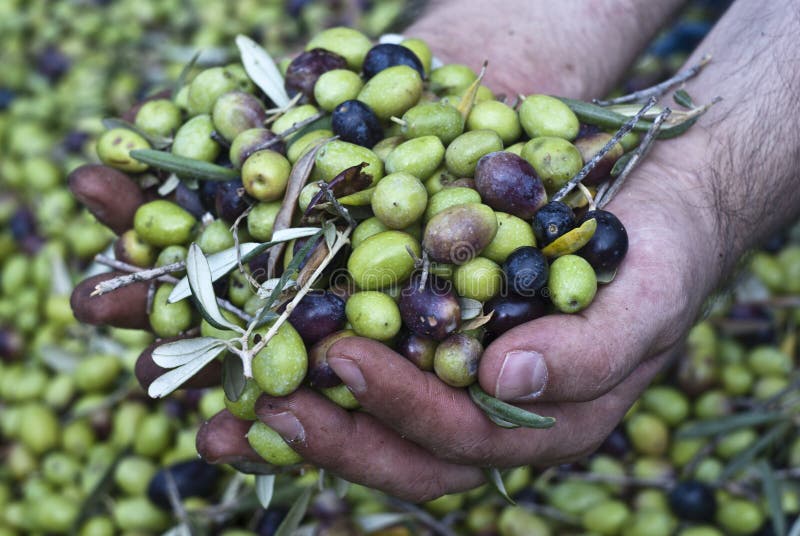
[68,164,145,235]
[196,409,261,465]
[325,337,668,467]
[70,271,150,329]
[478,206,699,404]
[254,388,484,502]
[135,337,221,390]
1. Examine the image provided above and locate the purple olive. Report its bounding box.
[287,290,346,345]
[284,49,348,103]
[474,151,547,219]
[398,275,461,341]
[214,179,253,222]
[307,330,356,388]
[396,330,438,371]
[483,295,547,341]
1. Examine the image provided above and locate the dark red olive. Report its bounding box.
[215,179,253,222]
[395,330,437,371]
[483,295,547,341]
[284,48,348,103]
[474,151,547,219]
[398,274,461,341]
[362,43,425,79]
[576,209,628,272]
[307,330,356,388]
[287,290,346,345]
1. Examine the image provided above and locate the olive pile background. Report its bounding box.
[2,1,799,535]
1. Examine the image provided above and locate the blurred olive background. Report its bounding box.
[1,1,798,535]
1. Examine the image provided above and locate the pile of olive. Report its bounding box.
[75,25,640,465]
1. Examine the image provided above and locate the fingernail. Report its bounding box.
[495,350,548,402]
[261,411,305,443]
[328,357,367,394]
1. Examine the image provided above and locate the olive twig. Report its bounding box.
[229,204,261,291]
[418,250,430,292]
[91,257,183,295]
[318,181,356,227]
[576,183,596,211]
[593,54,712,106]
[164,470,194,534]
[596,106,672,209]
[552,97,657,203]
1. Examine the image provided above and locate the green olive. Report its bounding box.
[96,128,150,173]
[78,516,116,536]
[74,354,122,393]
[467,100,522,144]
[212,90,266,142]
[715,428,757,460]
[716,499,764,535]
[346,291,401,341]
[424,187,482,222]
[453,257,503,302]
[252,321,307,396]
[371,172,428,229]
[187,66,239,116]
[433,333,482,387]
[230,127,283,168]
[497,506,550,536]
[247,421,303,466]
[271,104,318,141]
[113,456,157,496]
[430,63,477,95]
[581,500,630,535]
[747,345,792,376]
[313,69,364,111]
[314,140,384,184]
[242,149,292,202]
[171,114,221,162]
[112,497,171,532]
[518,94,580,140]
[445,129,504,177]
[401,102,465,144]
[41,452,80,487]
[481,212,537,263]
[357,65,423,120]
[625,412,669,456]
[149,283,193,338]
[347,230,420,290]
[134,99,182,137]
[548,480,609,516]
[385,135,445,179]
[423,203,498,264]
[224,378,262,420]
[133,413,173,458]
[372,135,405,161]
[640,386,690,427]
[306,27,372,70]
[400,38,433,75]
[247,201,281,241]
[134,200,196,247]
[320,384,360,410]
[287,128,333,164]
[721,363,754,396]
[521,136,583,193]
[547,254,597,313]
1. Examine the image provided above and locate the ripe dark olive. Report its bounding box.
[331,99,384,148]
[576,209,628,272]
[199,180,220,212]
[482,295,547,341]
[307,330,355,388]
[726,304,776,347]
[147,460,222,509]
[214,179,253,222]
[62,130,90,153]
[287,290,346,345]
[474,151,547,219]
[284,48,348,103]
[396,330,438,371]
[362,43,425,79]
[0,88,15,111]
[0,328,24,361]
[667,480,717,522]
[532,201,575,246]
[398,274,461,341]
[10,208,38,243]
[36,45,70,81]
[171,181,206,218]
[598,426,631,458]
[502,246,549,297]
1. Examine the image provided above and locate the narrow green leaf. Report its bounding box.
[611,152,635,177]
[356,513,411,533]
[222,353,247,402]
[274,486,313,536]
[236,34,291,108]
[148,345,225,398]
[759,460,787,536]
[186,243,242,332]
[130,149,239,181]
[469,384,556,429]
[673,89,695,108]
[557,97,697,139]
[255,474,276,510]
[253,229,323,327]
[485,468,515,505]
[720,422,790,481]
[676,411,786,439]
[172,49,201,99]
[152,337,227,368]
[102,118,172,149]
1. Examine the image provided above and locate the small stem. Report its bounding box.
[91,257,184,296]
[593,54,712,106]
[389,116,407,127]
[230,204,261,291]
[319,181,356,227]
[577,183,596,211]
[552,97,657,202]
[418,250,430,292]
[597,107,672,208]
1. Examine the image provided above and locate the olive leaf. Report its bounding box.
[130,149,240,181]
[468,384,556,429]
[157,174,181,196]
[484,468,515,505]
[673,89,695,108]
[610,152,635,177]
[356,513,412,533]
[759,460,787,536]
[462,310,494,331]
[161,524,191,536]
[719,422,790,481]
[596,269,617,284]
[152,337,228,368]
[255,474,276,510]
[222,353,247,402]
[187,243,244,332]
[102,118,172,149]
[788,513,800,536]
[459,297,483,320]
[676,411,786,438]
[541,218,596,258]
[333,476,350,499]
[172,49,201,99]
[274,486,314,536]
[236,34,291,108]
[148,343,227,398]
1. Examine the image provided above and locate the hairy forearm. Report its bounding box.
[403,0,687,98]
[640,0,800,283]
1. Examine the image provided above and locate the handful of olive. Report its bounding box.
[74,26,704,467]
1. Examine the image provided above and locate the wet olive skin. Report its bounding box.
[331,99,383,148]
[474,151,547,220]
[286,290,346,345]
[398,275,461,341]
[362,43,425,79]
[483,295,548,341]
[577,209,629,273]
